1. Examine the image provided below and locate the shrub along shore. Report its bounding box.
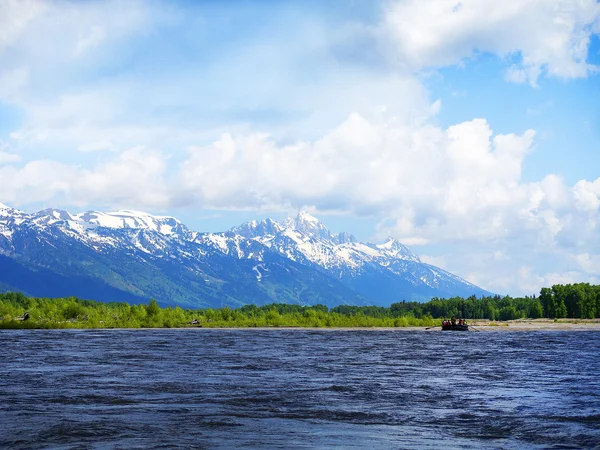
[0,283,599,329]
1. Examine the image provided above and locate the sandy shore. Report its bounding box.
[459,319,600,331]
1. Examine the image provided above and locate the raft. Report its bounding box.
[441,324,469,331]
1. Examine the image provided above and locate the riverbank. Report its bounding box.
[3,319,599,331]
[464,318,600,331]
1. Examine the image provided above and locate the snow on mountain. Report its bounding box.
[231,218,283,239]
[0,203,27,222]
[0,202,13,216]
[0,206,196,264]
[5,205,422,279]
[22,207,188,237]
[282,211,332,241]
[227,212,422,275]
[0,204,29,240]
[72,210,187,236]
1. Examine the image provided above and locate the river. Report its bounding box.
[1,329,599,449]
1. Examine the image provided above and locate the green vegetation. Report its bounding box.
[1,283,599,329]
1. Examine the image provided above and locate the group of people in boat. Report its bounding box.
[442,316,467,327]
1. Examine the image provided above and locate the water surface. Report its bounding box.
[1,329,599,449]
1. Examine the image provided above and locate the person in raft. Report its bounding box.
[442,318,467,326]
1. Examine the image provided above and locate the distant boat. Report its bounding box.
[442,323,469,331]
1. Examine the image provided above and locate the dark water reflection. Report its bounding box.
[1,329,599,449]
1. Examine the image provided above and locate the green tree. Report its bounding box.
[529,300,543,319]
[498,305,518,321]
[539,287,554,318]
[554,298,567,319]
[484,302,497,320]
[146,299,161,317]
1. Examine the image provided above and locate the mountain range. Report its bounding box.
[0,203,490,308]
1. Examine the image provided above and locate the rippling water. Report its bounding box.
[1,329,599,449]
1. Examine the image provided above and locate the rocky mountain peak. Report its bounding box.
[336,231,356,244]
[32,208,74,224]
[375,237,420,262]
[0,202,20,216]
[283,211,333,241]
[230,217,282,239]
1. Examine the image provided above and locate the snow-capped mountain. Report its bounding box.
[227,212,485,303]
[232,212,420,269]
[0,203,489,307]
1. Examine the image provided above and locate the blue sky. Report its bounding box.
[1,0,599,295]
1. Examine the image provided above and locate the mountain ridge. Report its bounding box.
[0,203,490,307]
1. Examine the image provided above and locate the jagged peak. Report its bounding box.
[375,237,420,262]
[0,202,23,212]
[0,202,27,218]
[282,211,333,241]
[378,237,398,248]
[230,217,283,238]
[0,203,13,217]
[336,231,356,244]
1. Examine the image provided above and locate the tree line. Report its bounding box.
[0,283,598,329]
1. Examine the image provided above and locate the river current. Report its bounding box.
[1,329,599,449]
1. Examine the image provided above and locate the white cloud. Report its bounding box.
[573,178,600,211]
[0,147,169,208]
[180,114,540,241]
[382,0,600,84]
[0,159,76,204]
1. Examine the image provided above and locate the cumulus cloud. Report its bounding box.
[0,147,169,208]
[180,114,540,241]
[573,178,600,212]
[382,0,600,84]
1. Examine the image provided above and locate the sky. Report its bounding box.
[0,0,599,296]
